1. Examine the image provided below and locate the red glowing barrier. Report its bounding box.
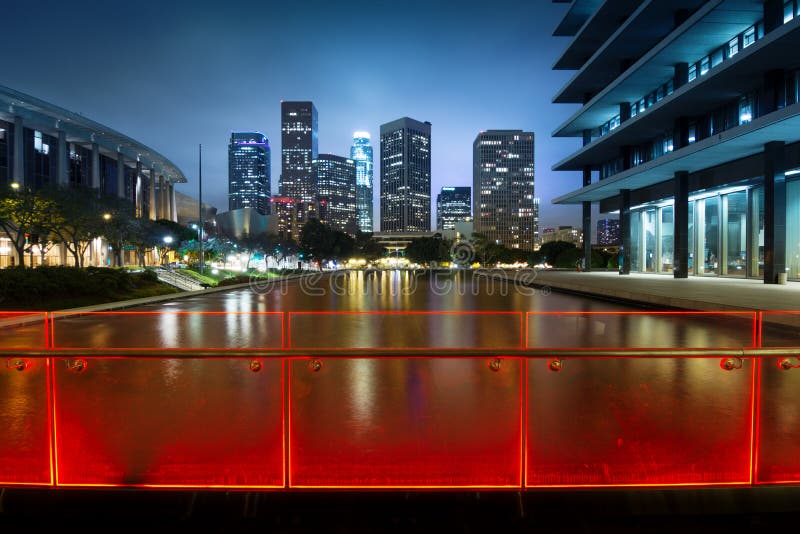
[0,357,52,486]
[52,357,285,488]
[526,311,758,349]
[50,311,285,350]
[288,311,524,349]
[289,357,522,488]
[526,357,755,487]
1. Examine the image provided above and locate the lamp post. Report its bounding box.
[198,143,204,275]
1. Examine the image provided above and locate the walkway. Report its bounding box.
[524,270,800,326]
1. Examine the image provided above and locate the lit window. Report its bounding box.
[739,97,752,124]
[743,26,756,48]
[700,56,710,75]
[784,1,794,23]
[688,63,697,82]
[728,37,739,57]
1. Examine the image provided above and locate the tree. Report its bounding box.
[41,186,108,267]
[405,236,449,265]
[354,231,385,261]
[299,218,355,264]
[0,184,54,267]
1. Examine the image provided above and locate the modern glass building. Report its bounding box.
[280,101,318,202]
[313,154,357,234]
[270,196,319,243]
[351,132,374,232]
[380,117,431,232]
[473,130,537,250]
[228,132,270,215]
[552,0,800,282]
[436,186,472,230]
[0,85,185,267]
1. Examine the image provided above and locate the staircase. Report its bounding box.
[154,268,205,291]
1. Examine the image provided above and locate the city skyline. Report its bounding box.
[1,0,587,232]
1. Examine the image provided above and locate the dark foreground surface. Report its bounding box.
[2,487,800,532]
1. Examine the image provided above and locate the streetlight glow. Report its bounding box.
[103,213,112,221]
[10,182,20,190]
[163,236,174,244]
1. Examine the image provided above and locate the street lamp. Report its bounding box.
[10,182,20,190]
[163,236,174,245]
[103,213,112,221]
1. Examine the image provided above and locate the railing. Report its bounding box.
[154,268,205,291]
[1,311,799,490]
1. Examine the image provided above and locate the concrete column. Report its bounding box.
[148,168,157,220]
[619,102,631,124]
[673,117,690,150]
[582,167,592,272]
[169,184,177,222]
[116,152,126,199]
[758,69,786,118]
[674,62,689,90]
[135,161,143,217]
[620,146,632,171]
[619,189,631,275]
[159,176,167,220]
[764,0,784,33]
[57,130,69,186]
[91,142,101,191]
[673,171,689,278]
[582,129,592,147]
[764,141,786,284]
[12,116,24,185]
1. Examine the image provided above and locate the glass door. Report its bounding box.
[659,206,674,273]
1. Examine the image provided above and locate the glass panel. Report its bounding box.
[688,201,695,273]
[644,210,656,272]
[54,358,284,487]
[526,312,757,349]
[527,357,754,486]
[629,211,642,272]
[788,180,800,279]
[0,357,51,485]
[0,312,49,349]
[724,191,748,277]
[756,357,800,483]
[750,187,765,278]
[289,357,522,487]
[288,312,523,349]
[660,206,674,273]
[698,196,720,275]
[51,312,284,349]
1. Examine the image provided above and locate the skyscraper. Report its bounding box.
[351,132,374,233]
[436,186,471,230]
[313,154,357,234]
[280,101,318,202]
[228,132,270,215]
[473,130,536,250]
[380,117,431,232]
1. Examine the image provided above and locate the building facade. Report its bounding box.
[270,196,319,243]
[597,218,621,246]
[351,132,374,233]
[540,225,583,247]
[552,0,800,282]
[436,186,472,230]
[313,154,357,233]
[280,101,318,202]
[228,132,270,215]
[380,117,431,232]
[473,130,537,250]
[0,84,185,267]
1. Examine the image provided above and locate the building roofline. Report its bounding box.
[0,84,187,183]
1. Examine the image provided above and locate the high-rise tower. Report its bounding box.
[473,130,536,250]
[228,132,270,215]
[380,117,431,232]
[280,101,318,202]
[351,132,374,232]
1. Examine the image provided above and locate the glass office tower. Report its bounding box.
[313,154,357,234]
[436,186,471,230]
[351,132,374,232]
[380,117,431,232]
[280,101,318,202]
[228,132,270,215]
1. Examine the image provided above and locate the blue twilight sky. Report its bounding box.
[3,0,595,231]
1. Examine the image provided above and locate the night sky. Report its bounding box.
[3,0,594,231]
